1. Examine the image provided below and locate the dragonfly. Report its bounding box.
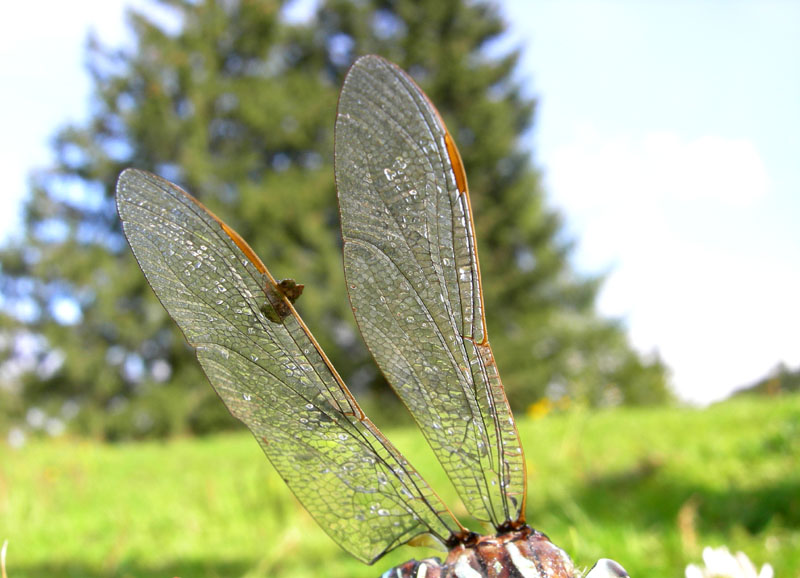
[116,55,627,578]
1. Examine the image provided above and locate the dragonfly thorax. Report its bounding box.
[384,526,576,578]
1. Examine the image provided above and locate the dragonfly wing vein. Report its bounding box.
[116,168,462,563]
[335,56,527,526]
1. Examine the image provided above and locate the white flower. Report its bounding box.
[685,546,773,578]
[586,558,629,578]
[1,539,8,578]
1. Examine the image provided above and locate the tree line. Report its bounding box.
[0,0,672,441]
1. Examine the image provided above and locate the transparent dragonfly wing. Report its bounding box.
[335,56,527,527]
[116,168,464,563]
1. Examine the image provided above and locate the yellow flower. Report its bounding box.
[526,398,552,420]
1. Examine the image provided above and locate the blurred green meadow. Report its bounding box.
[2,394,797,578]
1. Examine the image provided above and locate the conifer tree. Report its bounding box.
[0,0,670,440]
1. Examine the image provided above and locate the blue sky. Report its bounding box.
[2,1,798,404]
[503,1,800,403]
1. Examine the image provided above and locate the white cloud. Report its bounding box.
[0,0,146,245]
[548,128,769,211]
[544,129,798,403]
[645,134,769,206]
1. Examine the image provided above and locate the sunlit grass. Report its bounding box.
[1,394,797,577]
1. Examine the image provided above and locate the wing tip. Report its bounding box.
[116,167,153,209]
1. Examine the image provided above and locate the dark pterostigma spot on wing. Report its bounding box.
[262,278,304,324]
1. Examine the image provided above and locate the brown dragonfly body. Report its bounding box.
[117,55,626,578]
[385,526,575,578]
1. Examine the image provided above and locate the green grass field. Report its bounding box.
[2,394,798,578]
